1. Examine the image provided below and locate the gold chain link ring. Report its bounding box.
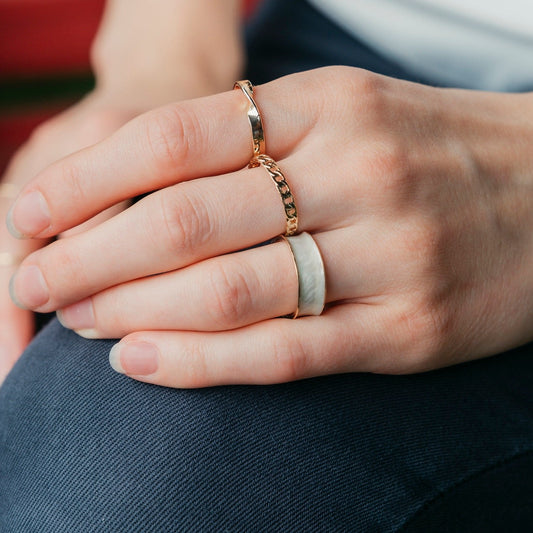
[249,154,298,236]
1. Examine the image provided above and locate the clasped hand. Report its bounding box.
[7,67,533,387]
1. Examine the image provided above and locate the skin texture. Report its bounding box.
[0,0,243,384]
[6,66,533,388]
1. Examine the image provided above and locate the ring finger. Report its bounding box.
[56,226,388,338]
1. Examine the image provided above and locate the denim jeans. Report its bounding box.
[1,1,532,531]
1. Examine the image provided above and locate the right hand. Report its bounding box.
[8,67,533,387]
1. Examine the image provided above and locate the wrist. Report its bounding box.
[92,51,243,108]
[90,0,244,106]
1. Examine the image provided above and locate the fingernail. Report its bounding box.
[109,342,159,376]
[7,190,51,238]
[57,298,95,331]
[9,265,49,309]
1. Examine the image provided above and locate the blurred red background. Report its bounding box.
[0,0,259,174]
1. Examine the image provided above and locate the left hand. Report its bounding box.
[6,67,533,387]
[0,0,243,387]
[0,92,137,384]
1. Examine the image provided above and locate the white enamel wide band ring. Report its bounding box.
[280,232,326,318]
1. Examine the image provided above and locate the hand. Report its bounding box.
[7,67,533,387]
[0,92,138,384]
[0,0,243,387]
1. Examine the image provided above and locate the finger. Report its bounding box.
[9,114,405,313]
[7,71,325,239]
[57,240,299,337]
[0,169,49,381]
[106,304,391,388]
[10,164,289,312]
[59,200,130,239]
[0,306,33,385]
[11,198,403,315]
[55,224,405,337]
[0,263,36,384]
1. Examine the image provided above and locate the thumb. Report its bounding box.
[0,239,44,385]
[0,302,34,386]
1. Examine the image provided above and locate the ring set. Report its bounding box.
[234,80,326,318]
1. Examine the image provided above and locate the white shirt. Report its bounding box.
[308,0,533,91]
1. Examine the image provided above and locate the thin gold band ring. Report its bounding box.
[234,80,266,157]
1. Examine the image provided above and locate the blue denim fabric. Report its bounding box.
[1,1,532,531]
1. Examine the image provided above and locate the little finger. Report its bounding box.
[107,304,391,387]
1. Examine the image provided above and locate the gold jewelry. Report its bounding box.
[249,154,298,236]
[0,183,18,200]
[0,252,23,268]
[234,80,265,157]
[277,236,299,319]
[279,232,326,318]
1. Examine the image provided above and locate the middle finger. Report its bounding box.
[10,154,349,312]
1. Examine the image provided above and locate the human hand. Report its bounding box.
[0,92,140,384]
[0,0,244,387]
[7,67,533,387]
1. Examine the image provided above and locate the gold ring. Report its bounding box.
[249,154,298,236]
[234,80,265,157]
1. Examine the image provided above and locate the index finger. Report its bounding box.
[6,71,323,239]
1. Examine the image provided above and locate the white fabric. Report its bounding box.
[308,0,533,91]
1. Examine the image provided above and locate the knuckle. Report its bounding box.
[402,218,443,262]
[205,260,255,328]
[365,136,412,198]
[270,327,308,382]
[157,184,213,255]
[379,137,412,188]
[77,110,124,142]
[351,68,385,100]
[348,68,388,118]
[397,295,453,370]
[320,67,385,121]
[54,159,89,205]
[337,70,415,203]
[142,103,205,178]
[325,65,383,99]
[40,242,88,300]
